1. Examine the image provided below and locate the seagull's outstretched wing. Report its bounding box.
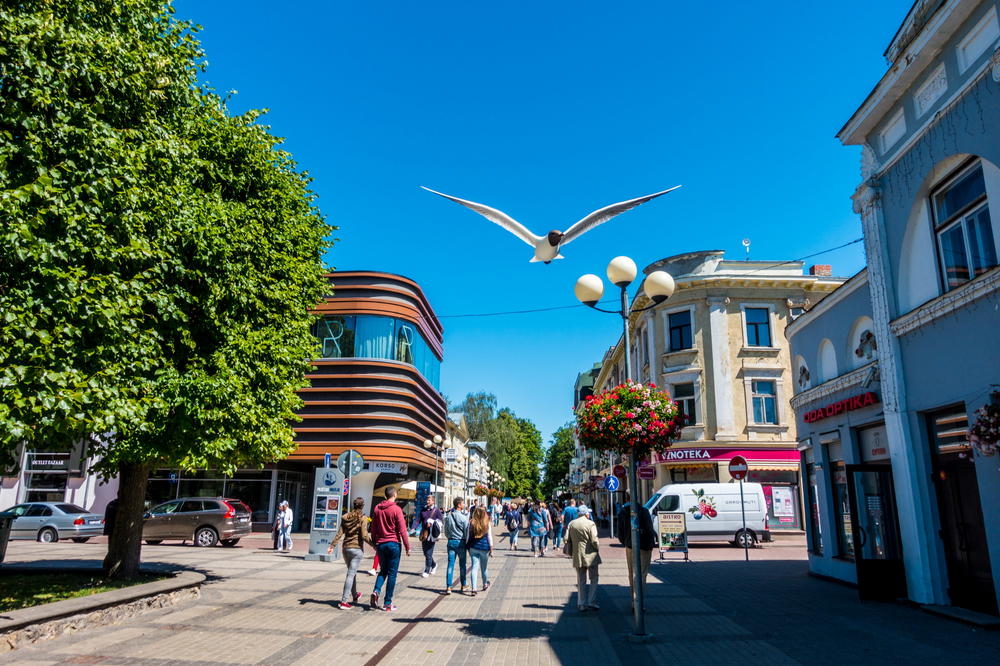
[421,186,541,247]
[561,185,681,246]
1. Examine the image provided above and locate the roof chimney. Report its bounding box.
[809,264,832,277]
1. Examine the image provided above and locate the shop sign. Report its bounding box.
[657,512,688,553]
[27,453,70,471]
[859,425,890,462]
[655,449,712,462]
[803,392,880,423]
[367,461,408,475]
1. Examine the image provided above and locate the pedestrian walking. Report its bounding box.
[504,502,522,550]
[540,501,554,552]
[466,506,493,595]
[490,498,502,526]
[420,495,444,577]
[615,493,656,610]
[369,486,411,612]
[560,498,579,542]
[528,501,548,556]
[549,501,564,550]
[443,496,470,594]
[565,504,601,611]
[328,497,372,609]
[276,500,294,552]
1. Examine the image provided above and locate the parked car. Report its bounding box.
[644,482,772,547]
[143,497,252,547]
[0,502,104,543]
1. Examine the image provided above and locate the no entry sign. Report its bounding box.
[728,455,749,481]
[613,464,626,478]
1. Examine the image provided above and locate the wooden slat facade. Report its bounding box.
[291,272,446,470]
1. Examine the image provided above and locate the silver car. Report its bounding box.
[2,502,104,543]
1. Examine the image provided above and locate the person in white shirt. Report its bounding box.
[277,500,294,552]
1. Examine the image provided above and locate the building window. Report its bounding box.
[639,326,649,367]
[932,162,996,291]
[672,382,696,425]
[751,380,777,424]
[830,458,853,560]
[668,311,692,351]
[314,315,356,358]
[805,460,822,554]
[745,308,772,347]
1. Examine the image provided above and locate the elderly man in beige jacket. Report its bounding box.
[564,504,602,611]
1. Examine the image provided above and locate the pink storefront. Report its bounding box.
[650,448,803,531]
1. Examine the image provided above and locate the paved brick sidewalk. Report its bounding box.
[3,529,1000,664]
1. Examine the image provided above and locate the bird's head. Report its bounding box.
[547,230,564,246]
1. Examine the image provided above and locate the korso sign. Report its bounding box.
[728,455,749,481]
[804,392,880,423]
[366,461,408,475]
[637,465,656,480]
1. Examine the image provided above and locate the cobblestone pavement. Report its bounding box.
[3,530,999,664]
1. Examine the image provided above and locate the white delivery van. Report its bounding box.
[644,483,771,547]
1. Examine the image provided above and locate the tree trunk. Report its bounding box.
[103,462,151,579]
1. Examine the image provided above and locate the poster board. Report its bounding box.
[307,467,344,561]
[657,511,688,553]
[771,486,795,522]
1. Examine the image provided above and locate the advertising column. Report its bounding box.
[306,467,344,561]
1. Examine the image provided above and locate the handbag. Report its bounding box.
[562,536,572,557]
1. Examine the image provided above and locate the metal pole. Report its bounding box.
[740,478,748,562]
[610,452,615,541]
[621,285,646,638]
[348,450,353,507]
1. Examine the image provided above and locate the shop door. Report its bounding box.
[932,451,997,615]
[846,465,906,602]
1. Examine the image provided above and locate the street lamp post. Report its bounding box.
[574,255,675,640]
[423,434,445,505]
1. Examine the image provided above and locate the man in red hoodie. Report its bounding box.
[369,485,411,612]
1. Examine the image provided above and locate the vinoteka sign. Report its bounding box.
[804,392,880,423]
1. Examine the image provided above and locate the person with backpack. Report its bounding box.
[443,496,469,594]
[369,486,411,612]
[615,493,657,610]
[504,502,522,550]
[328,497,372,609]
[419,495,444,578]
[528,501,549,556]
[549,501,564,550]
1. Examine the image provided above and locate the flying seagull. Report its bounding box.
[421,185,681,263]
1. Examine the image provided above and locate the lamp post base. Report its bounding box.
[626,632,656,644]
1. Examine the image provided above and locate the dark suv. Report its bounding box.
[143,497,252,547]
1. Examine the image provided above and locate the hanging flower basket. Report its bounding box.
[487,488,503,499]
[473,483,488,497]
[576,381,684,460]
[970,391,1000,457]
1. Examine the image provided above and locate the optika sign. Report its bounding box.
[657,449,711,461]
[804,392,880,423]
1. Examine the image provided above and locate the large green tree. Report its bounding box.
[540,422,575,498]
[0,0,331,577]
[453,393,542,497]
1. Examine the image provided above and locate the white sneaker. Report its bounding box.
[430,565,437,575]
[367,569,377,576]
[421,572,429,578]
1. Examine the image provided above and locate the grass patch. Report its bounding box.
[0,572,168,612]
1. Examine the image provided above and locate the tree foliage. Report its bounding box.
[0,0,331,575]
[540,422,575,498]
[453,392,542,498]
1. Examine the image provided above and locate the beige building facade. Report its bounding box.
[590,250,845,532]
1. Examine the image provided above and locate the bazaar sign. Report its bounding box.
[804,392,880,423]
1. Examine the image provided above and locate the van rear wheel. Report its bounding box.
[734,529,757,548]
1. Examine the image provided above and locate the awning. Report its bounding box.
[749,463,801,472]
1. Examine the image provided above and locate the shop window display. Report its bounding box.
[804,448,822,554]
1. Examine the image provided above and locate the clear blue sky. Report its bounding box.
[175,0,912,449]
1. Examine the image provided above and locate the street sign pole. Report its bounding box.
[609,453,615,540]
[740,478,748,562]
[728,455,750,562]
[348,449,354,506]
